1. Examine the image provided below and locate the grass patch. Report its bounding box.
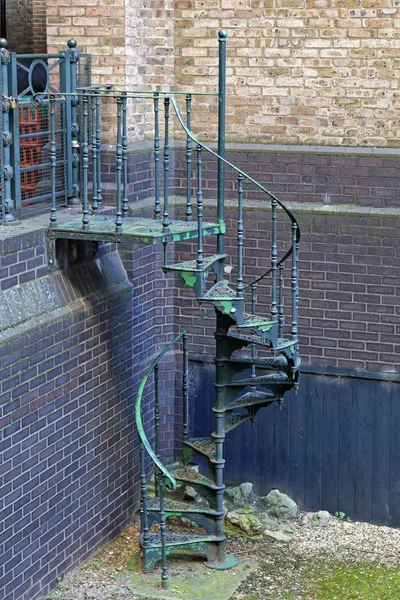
[305,562,400,599]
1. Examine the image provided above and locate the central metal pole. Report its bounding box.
[217,30,227,257]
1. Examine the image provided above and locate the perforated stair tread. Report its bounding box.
[142,533,224,548]
[199,280,237,301]
[238,313,276,331]
[147,497,219,516]
[226,332,298,352]
[224,414,251,433]
[183,437,217,461]
[224,355,288,366]
[170,465,220,490]
[163,254,227,273]
[225,370,291,388]
[228,390,275,409]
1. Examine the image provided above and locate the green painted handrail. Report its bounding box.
[135,308,214,491]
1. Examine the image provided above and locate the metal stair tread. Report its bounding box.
[163,254,227,273]
[142,533,224,548]
[170,465,219,490]
[225,371,290,387]
[199,280,237,301]
[228,390,275,409]
[224,414,250,433]
[238,313,276,330]
[183,437,216,460]
[147,497,219,516]
[224,355,288,366]
[226,331,298,352]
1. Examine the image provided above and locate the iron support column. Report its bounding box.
[0,38,16,223]
[217,30,227,258]
[67,39,80,205]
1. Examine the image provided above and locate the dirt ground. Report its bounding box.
[41,514,400,600]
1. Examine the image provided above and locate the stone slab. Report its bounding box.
[123,558,257,600]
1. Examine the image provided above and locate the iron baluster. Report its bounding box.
[185,94,193,221]
[115,96,123,232]
[217,30,227,257]
[0,39,16,223]
[159,478,169,589]
[182,333,189,442]
[90,93,98,212]
[153,93,160,219]
[291,222,298,341]
[296,240,300,319]
[95,92,103,208]
[154,364,160,460]
[250,283,257,390]
[271,197,278,322]
[237,173,244,299]
[67,40,80,205]
[49,96,57,228]
[162,96,170,229]
[81,95,89,230]
[122,93,128,217]
[196,144,204,273]
[278,264,284,339]
[139,441,150,546]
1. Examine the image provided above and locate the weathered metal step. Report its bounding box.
[223,414,251,433]
[163,254,227,274]
[183,437,217,463]
[198,280,237,301]
[170,465,220,490]
[225,355,288,367]
[225,331,299,355]
[147,497,219,517]
[228,390,275,410]
[238,313,276,333]
[225,371,290,388]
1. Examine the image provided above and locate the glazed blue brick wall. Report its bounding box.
[0,223,176,600]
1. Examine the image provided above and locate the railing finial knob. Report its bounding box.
[68,39,77,49]
[218,29,228,39]
[0,38,8,48]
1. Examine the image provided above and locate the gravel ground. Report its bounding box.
[41,515,400,600]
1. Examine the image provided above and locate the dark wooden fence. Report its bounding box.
[189,358,400,527]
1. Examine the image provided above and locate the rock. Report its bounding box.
[226,506,263,536]
[263,525,294,543]
[225,483,253,508]
[260,490,299,520]
[183,486,206,505]
[302,510,331,527]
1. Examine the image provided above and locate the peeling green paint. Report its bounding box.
[219,301,233,314]
[181,272,197,288]
[258,324,273,332]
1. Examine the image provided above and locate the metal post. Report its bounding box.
[1,0,6,40]
[154,364,160,460]
[162,96,170,229]
[159,479,169,589]
[115,96,123,232]
[122,92,128,217]
[271,198,278,322]
[0,38,16,223]
[140,441,150,547]
[153,93,160,219]
[81,95,89,230]
[278,264,284,339]
[196,144,204,271]
[185,94,192,221]
[67,40,80,205]
[217,30,227,257]
[291,223,298,341]
[49,96,57,228]
[95,92,103,208]
[182,333,189,442]
[90,93,98,212]
[237,174,244,299]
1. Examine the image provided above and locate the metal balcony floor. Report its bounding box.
[48,214,222,245]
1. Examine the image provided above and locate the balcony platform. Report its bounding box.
[47,214,223,245]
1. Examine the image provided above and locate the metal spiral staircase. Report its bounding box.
[134,36,301,589]
[24,30,301,590]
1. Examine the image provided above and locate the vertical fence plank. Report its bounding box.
[371,382,391,525]
[337,378,356,519]
[354,378,374,523]
[304,375,322,511]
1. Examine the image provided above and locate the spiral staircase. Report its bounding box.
[37,30,301,591]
